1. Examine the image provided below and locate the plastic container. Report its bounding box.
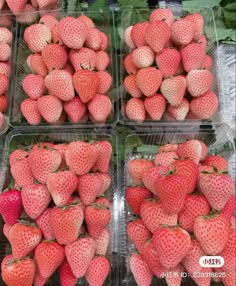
[0,128,119,286]
[10,10,118,128]
[119,4,222,127]
[119,124,235,285]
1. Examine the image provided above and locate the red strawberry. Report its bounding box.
[35,240,64,278]
[21,98,42,125]
[92,141,112,173]
[140,199,178,233]
[0,27,12,44]
[124,54,138,75]
[65,237,96,278]
[96,50,109,71]
[58,17,88,49]
[37,0,58,9]
[0,42,11,61]
[5,0,27,14]
[50,202,84,245]
[128,159,154,185]
[124,26,135,49]
[97,71,112,94]
[37,95,63,123]
[161,75,186,106]
[145,21,171,53]
[88,94,112,123]
[1,255,35,286]
[125,187,153,215]
[177,139,207,164]
[47,170,78,207]
[36,208,55,240]
[78,15,94,29]
[0,189,23,225]
[187,69,213,97]
[22,74,46,100]
[99,31,109,51]
[131,22,149,47]
[10,156,34,187]
[142,166,168,193]
[59,260,77,286]
[144,93,166,120]
[171,18,195,45]
[0,62,10,76]
[222,195,236,221]
[181,43,205,72]
[150,8,174,26]
[154,151,179,167]
[132,46,155,69]
[220,227,236,272]
[185,13,204,41]
[85,256,110,286]
[24,24,51,53]
[153,225,191,268]
[178,194,210,232]
[136,67,163,97]
[73,70,98,103]
[168,98,190,120]
[0,74,9,95]
[28,53,48,77]
[42,44,68,72]
[95,228,110,256]
[124,75,142,98]
[29,145,61,183]
[155,48,180,77]
[126,98,146,122]
[201,55,213,69]
[63,96,86,123]
[85,203,111,239]
[127,219,151,253]
[9,221,42,259]
[85,28,102,51]
[203,155,228,172]
[69,48,96,71]
[39,14,58,30]
[96,173,111,196]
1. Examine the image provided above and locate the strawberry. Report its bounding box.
[222,195,236,221]
[125,98,146,122]
[28,145,61,183]
[155,48,181,77]
[220,227,236,272]
[171,18,195,45]
[165,265,184,286]
[22,74,46,100]
[58,16,87,49]
[65,141,97,175]
[203,155,228,172]
[194,213,230,255]
[9,149,28,166]
[145,21,171,53]
[95,197,110,208]
[99,31,109,51]
[39,14,58,30]
[24,24,51,53]
[130,22,149,48]
[178,194,210,232]
[92,141,112,173]
[85,28,102,51]
[0,27,12,44]
[64,63,74,75]
[33,265,48,286]
[85,203,111,239]
[0,62,10,76]
[5,0,27,14]
[185,13,204,41]
[9,221,42,259]
[1,255,35,286]
[201,54,213,69]
[16,4,38,24]
[51,23,63,44]
[69,48,96,71]
[177,139,207,164]
[0,42,11,61]
[130,253,153,286]
[144,93,166,120]
[181,43,205,72]
[0,189,23,225]
[132,46,155,69]
[198,170,234,211]
[154,151,179,167]
[65,237,96,278]
[37,95,63,123]
[150,8,174,26]
[63,96,86,123]
[36,208,55,240]
[142,166,168,193]
[0,95,7,112]
[36,0,58,9]
[124,75,142,98]
[96,50,110,71]
[124,54,138,75]
[73,70,98,103]
[124,26,135,49]
[95,228,110,256]
[35,240,64,278]
[88,94,112,123]
[140,199,178,233]
[125,187,153,215]
[42,44,68,72]
[222,270,236,286]
[28,53,48,77]
[3,223,12,240]
[59,260,77,286]
[97,71,112,94]
[158,144,178,154]
[168,98,190,120]
[10,156,34,187]
[187,69,213,97]
[96,173,111,196]
[50,203,84,245]
[127,219,151,253]
[77,15,94,29]
[128,159,154,185]
[190,90,219,119]
[0,74,9,95]
[161,75,186,107]
[21,98,42,125]
[85,256,110,286]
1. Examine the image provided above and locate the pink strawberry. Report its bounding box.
[124,26,135,49]
[155,48,180,77]
[125,187,153,215]
[69,48,96,71]
[150,8,174,26]
[194,213,230,255]
[88,94,112,123]
[124,54,138,75]
[222,269,236,286]
[201,54,213,69]
[37,95,63,123]
[0,189,23,225]
[9,221,42,259]
[0,42,11,61]
[128,159,154,185]
[59,260,77,286]
[10,156,34,187]
[36,0,58,9]
[97,71,112,94]
[145,21,171,53]
[39,14,58,30]
[126,98,146,122]
[144,93,166,120]
[85,28,102,51]
[9,149,28,166]
[63,96,86,123]
[153,225,191,268]
[64,63,74,75]
[3,224,12,240]
[58,17,87,49]
[158,144,178,154]
[96,50,109,71]
[187,69,213,97]
[0,27,12,44]
[168,98,190,120]
[130,22,149,47]
[0,74,9,95]
[85,256,110,286]
[177,139,207,163]
[124,75,142,98]
[95,228,110,256]
[130,253,153,286]
[73,70,98,103]
[24,24,51,53]
[92,141,112,173]
[36,208,55,240]
[51,23,63,44]
[95,173,111,196]
[28,53,48,77]
[95,197,110,208]
[185,13,204,41]
[99,31,109,50]
[0,62,10,77]
[171,18,195,45]
[154,151,179,167]
[165,264,184,286]
[142,166,168,193]
[140,199,178,233]
[65,141,97,175]
[33,265,48,286]
[65,237,95,278]
[203,155,228,172]
[132,46,155,69]
[22,74,46,100]
[190,90,219,119]
[161,75,186,106]
[78,15,94,29]
[181,43,205,72]
[42,44,68,72]
[16,4,38,24]
[5,0,27,14]
[222,195,236,221]
[21,98,42,125]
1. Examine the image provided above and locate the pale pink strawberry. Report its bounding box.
[96,50,109,71]
[158,144,178,154]
[36,0,58,9]
[28,53,48,77]
[16,4,38,24]
[124,54,138,75]
[154,151,179,167]
[59,260,77,286]
[37,95,63,123]
[85,256,110,286]
[124,75,142,98]
[128,159,154,185]
[0,0,5,10]
[39,15,58,30]
[69,48,96,71]
[144,93,166,120]
[131,22,149,47]
[132,46,155,69]
[9,149,29,166]
[230,216,236,229]
[33,265,48,286]
[5,0,27,14]
[77,15,94,29]
[51,23,63,44]
[168,98,190,120]
[142,166,168,194]
[42,44,68,72]
[95,173,111,196]
[222,270,236,286]
[171,18,195,45]
[177,139,207,164]
[99,31,109,51]
[201,55,213,69]
[3,224,12,240]
[24,23,51,53]
[165,265,184,286]
[155,48,180,77]
[95,228,110,256]
[36,208,55,240]
[0,42,11,61]
[88,94,112,123]
[10,156,34,187]
[222,195,236,222]
[0,27,12,44]
[125,98,145,122]
[85,27,102,51]
[95,197,110,208]
[92,141,112,173]
[203,155,228,172]
[190,90,219,119]
[187,69,213,97]
[0,74,8,95]
[124,26,135,49]
[150,8,174,26]
[22,74,46,100]
[63,96,86,123]
[185,13,204,41]
[21,98,42,125]
[97,71,112,94]
[0,62,10,77]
